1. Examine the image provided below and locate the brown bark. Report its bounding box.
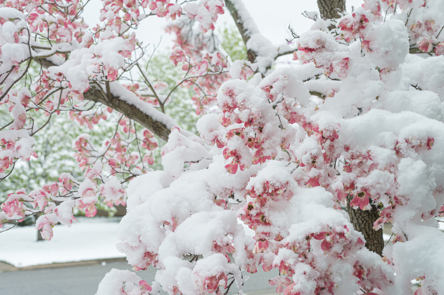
[346,194,384,255]
[225,0,250,48]
[225,0,256,63]
[37,229,44,241]
[316,0,385,255]
[317,0,346,19]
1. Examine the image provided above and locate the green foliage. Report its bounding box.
[144,53,199,134]
[219,25,247,62]
[1,109,116,199]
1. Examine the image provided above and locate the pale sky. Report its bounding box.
[83,0,365,50]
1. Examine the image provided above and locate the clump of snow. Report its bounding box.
[96,269,144,295]
[365,19,409,69]
[374,90,444,121]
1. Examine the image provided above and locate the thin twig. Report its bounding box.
[0,222,18,233]
[136,63,165,113]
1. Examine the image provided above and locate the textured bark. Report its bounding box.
[225,0,256,63]
[37,229,44,241]
[225,0,250,47]
[317,0,346,19]
[346,194,384,255]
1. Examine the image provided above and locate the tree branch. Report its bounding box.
[34,60,175,142]
[84,84,173,142]
[225,0,276,66]
[225,0,252,49]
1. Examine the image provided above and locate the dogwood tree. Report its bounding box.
[1,0,444,294]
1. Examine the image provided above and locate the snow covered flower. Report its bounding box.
[36,214,57,241]
[252,239,269,254]
[417,37,434,53]
[349,190,371,210]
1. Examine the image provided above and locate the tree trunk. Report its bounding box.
[37,229,44,241]
[317,0,346,19]
[316,0,385,256]
[346,195,384,255]
[36,213,44,241]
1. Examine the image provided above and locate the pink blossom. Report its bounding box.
[435,42,444,56]
[350,191,371,210]
[269,276,292,293]
[138,280,152,293]
[167,3,182,20]
[76,199,97,217]
[313,231,333,252]
[252,239,269,254]
[1,199,25,219]
[417,37,434,53]
[196,60,209,76]
[36,215,56,241]
[169,48,187,66]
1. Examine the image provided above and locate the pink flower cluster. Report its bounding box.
[296,31,350,78]
[335,135,436,232]
[240,180,294,241]
[183,0,224,32]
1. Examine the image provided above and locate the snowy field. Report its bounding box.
[0,218,125,267]
[0,216,439,269]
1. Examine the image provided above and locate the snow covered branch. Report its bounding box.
[225,0,277,72]
[34,57,175,142]
[85,83,175,142]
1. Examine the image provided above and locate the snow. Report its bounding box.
[390,224,444,293]
[2,0,444,293]
[109,82,179,132]
[229,0,278,72]
[96,269,145,295]
[373,90,444,121]
[364,19,409,69]
[0,218,124,267]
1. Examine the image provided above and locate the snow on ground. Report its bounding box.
[0,215,434,269]
[0,218,125,267]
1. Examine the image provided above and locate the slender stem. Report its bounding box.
[0,222,18,233]
[0,60,32,102]
[164,70,226,103]
[436,26,444,39]
[0,161,17,182]
[224,279,235,295]
[136,63,165,113]
[31,89,63,136]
